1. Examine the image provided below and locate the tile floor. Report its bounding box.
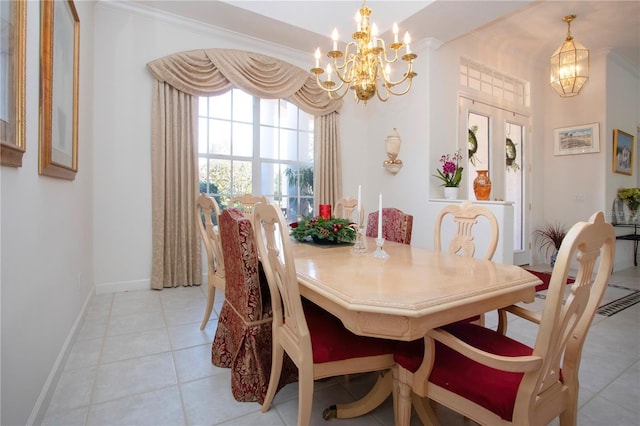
[43,267,640,426]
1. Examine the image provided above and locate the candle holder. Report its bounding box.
[372,237,389,259]
[350,225,367,254]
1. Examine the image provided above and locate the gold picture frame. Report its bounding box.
[39,0,79,180]
[612,129,634,176]
[0,0,26,167]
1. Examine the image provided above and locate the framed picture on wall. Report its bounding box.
[613,129,634,175]
[0,0,26,167]
[39,0,80,180]
[553,123,600,156]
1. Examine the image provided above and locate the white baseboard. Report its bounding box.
[95,278,150,294]
[27,291,93,426]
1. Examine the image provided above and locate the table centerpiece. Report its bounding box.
[290,216,357,244]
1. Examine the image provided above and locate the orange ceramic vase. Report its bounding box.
[473,170,492,200]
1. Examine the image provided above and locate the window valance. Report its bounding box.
[146,48,342,116]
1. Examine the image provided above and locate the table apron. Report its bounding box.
[299,285,534,341]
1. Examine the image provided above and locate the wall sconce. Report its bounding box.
[383,128,403,175]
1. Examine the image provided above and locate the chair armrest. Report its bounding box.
[503,305,542,324]
[427,328,542,373]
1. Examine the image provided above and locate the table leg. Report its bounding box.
[322,371,392,420]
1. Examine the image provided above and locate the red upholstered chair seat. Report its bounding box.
[394,322,556,422]
[303,300,396,363]
[525,269,575,292]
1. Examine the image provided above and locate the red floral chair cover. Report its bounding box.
[211,208,295,403]
[366,208,413,244]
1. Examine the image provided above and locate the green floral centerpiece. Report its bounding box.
[290,216,356,244]
[618,188,640,215]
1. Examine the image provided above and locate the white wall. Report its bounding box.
[0,2,95,424]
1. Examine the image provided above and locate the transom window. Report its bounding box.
[198,88,315,219]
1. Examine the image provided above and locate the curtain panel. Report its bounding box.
[146,49,343,289]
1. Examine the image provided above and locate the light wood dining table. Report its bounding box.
[291,236,541,421]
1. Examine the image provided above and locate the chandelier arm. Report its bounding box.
[377,39,402,64]
[376,84,391,102]
[385,76,415,97]
[332,55,359,85]
[331,41,359,73]
[380,62,416,87]
[314,72,348,96]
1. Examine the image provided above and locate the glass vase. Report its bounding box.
[473,170,492,201]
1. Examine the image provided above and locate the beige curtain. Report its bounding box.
[147,49,342,289]
[150,83,201,289]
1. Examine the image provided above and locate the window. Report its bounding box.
[198,89,314,219]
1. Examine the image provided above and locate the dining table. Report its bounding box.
[291,236,541,421]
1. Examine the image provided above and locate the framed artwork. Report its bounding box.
[39,0,79,180]
[0,0,26,167]
[553,122,600,156]
[613,129,634,175]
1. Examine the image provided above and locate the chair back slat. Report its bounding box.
[434,200,499,260]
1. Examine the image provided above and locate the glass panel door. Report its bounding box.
[460,97,531,265]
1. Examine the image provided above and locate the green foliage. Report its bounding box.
[618,188,640,212]
[284,166,314,195]
[290,216,356,243]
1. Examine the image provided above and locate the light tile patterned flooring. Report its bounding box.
[43,267,640,426]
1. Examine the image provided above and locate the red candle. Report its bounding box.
[319,204,332,220]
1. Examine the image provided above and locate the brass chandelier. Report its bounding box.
[549,14,589,97]
[311,1,417,104]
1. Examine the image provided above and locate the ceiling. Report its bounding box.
[132,1,640,69]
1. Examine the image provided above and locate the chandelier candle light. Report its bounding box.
[311,1,417,104]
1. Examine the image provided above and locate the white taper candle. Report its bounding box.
[377,194,382,239]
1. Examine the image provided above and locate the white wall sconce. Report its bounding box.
[383,128,403,175]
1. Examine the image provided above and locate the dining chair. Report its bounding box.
[211,207,296,403]
[253,203,396,426]
[195,194,225,330]
[434,200,500,326]
[434,200,499,260]
[230,194,269,226]
[365,207,413,244]
[334,196,363,224]
[392,211,615,426]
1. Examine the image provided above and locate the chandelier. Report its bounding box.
[549,14,589,97]
[310,1,417,104]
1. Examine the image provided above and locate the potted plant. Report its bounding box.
[433,149,463,199]
[532,222,567,267]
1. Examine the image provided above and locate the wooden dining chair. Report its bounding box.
[392,211,615,426]
[434,200,499,260]
[195,194,225,330]
[334,196,363,224]
[253,203,396,426]
[230,194,269,226]
[365,207,413,244]
[434,200,500,326]
[210,208,285,403]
